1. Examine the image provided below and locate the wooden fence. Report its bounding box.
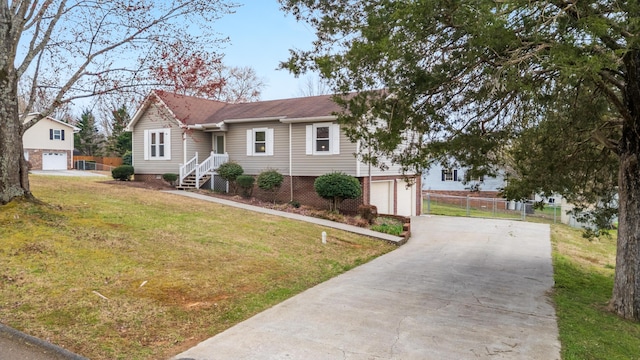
[74,156,123,167]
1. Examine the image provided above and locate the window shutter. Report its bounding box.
[305,125,312,155]
[164,129,171,160]
[49,129,53,140]
[246,129,253,156]
[266,128,274,156]
[61,129,65,141]
[454,169,458,181]
[143,130,149,160]
[441,170,445,181]
[332,124,340,154]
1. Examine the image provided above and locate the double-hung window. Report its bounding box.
[306,123,340,155]
[144,129,171,160]
[246,128,274,156]
[49,129,65,141]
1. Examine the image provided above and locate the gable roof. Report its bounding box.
[128,90,347,130]
[23,113,81,132]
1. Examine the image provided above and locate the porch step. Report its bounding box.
[176,173,212,190]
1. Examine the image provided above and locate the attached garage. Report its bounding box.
[370,179,418,216]
[396,180,417,216]
[370,180,394,214]
[42,152,68,170]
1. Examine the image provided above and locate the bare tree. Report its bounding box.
[215,65,266,103]
[0,0,235,204]
[296,75,331,97]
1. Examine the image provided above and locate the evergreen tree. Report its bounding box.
[280,0,640,321]
[105,105,132,157]
[74,110,104,156]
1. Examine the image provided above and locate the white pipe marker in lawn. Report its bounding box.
[322,231,327,244]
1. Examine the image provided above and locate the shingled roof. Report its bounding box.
[153,90,346,126]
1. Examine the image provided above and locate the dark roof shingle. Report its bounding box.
[154,90,345,125]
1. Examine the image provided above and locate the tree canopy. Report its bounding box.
[279,0,640,321]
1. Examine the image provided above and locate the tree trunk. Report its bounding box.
[0,50,31,205]
[610,51,640,321]
[611,136,640,321]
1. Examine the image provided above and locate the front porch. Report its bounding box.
[178,152,229,189]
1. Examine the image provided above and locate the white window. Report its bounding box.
[143,129,171,160]
[305,123,340,155]
[246,128,274,156]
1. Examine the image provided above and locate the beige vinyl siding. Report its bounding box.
[132,104,184,174]
[225,121,289,175]
[358,153,407,177]
[185,130,212,162]
[23,117,74,152]
[290,123,358,176]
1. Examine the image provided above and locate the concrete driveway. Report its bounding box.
[172,216,560,360]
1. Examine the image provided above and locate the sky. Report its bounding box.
[214,2,318,100]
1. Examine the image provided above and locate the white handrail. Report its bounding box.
[179,152,229,188]
[179,152,198,187]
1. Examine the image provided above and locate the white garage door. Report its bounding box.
[397,180,416,216]
[42,152,67,170]
[370,181,393,214]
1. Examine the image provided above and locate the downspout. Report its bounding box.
[182,131,187,164]
[368,144,372,205]
[289,123,293,202]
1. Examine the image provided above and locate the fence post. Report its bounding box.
[427,193,431,214]
[466,196,470,216]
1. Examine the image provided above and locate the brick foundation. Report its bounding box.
[251,176,364,214]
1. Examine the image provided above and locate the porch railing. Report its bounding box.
[179,153,198,187]
[179,152,229,188]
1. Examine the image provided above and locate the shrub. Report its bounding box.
[371,217,403,236]
[358,204,378,225]
[122,150,132,165]
[314,172,362,213]
[111,165,134,181]
[289,200,301,208]
[236,175,255,197]
[162,173,178,185]
[257,169,284,203]
[217,162,244,193]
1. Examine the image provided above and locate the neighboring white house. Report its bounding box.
[422,165,505,195]
[23,114,79,170]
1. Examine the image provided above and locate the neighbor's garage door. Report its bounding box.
[42,152,67,170]
[370,180,394,214]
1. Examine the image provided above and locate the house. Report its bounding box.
[422,164,506,198]
[127,90,421,216]
[23,113,80,170]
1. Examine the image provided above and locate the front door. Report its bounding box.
[214,135,225,154]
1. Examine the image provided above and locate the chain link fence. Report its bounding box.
[423,193,561,223]
[74,160,116,172]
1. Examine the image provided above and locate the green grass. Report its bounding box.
[551,225,640,359]
[370,217,403,236]
[0,176,395,359]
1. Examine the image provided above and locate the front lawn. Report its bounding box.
[0,176,395,359]
[551,225,640,359]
